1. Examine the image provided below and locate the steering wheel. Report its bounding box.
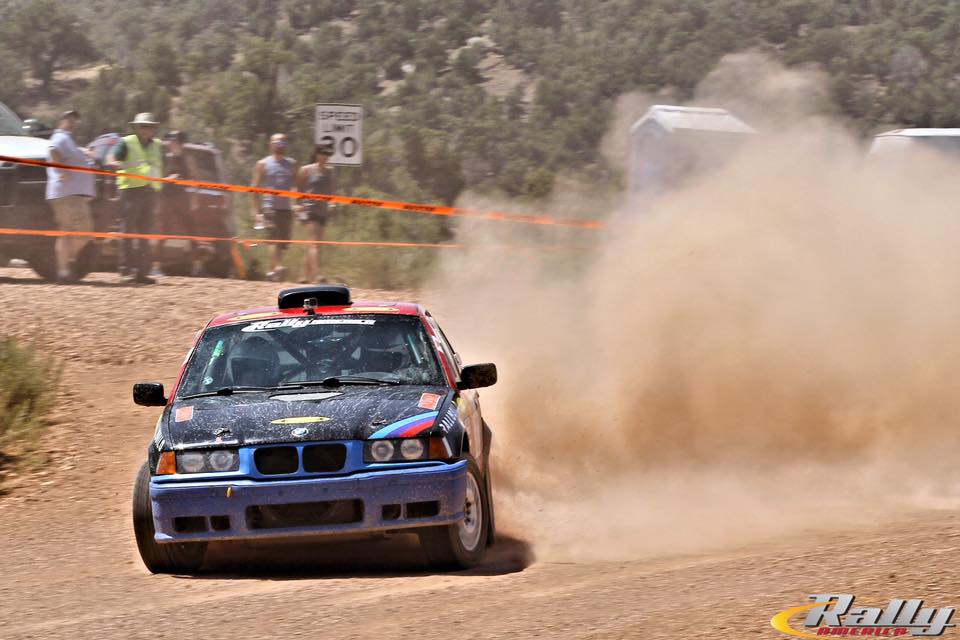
[280,360,335,383]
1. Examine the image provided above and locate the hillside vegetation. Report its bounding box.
[1,0,957,283]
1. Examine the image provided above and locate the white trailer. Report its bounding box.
[628,105,755,205]
[869,128,960,160]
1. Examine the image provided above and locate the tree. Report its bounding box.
[0,44,25,109]
[452,46,484,84]
[522,166,554,199]
[137,35,181,92]
[237,36,295,135]
[3,0,99,95]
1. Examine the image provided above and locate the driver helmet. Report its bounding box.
[229,336,279,387]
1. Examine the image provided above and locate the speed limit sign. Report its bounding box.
[315,103,363,166]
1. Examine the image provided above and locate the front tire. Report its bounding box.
[418,457,489,570]
[73,241,99,280]
[132,462,207,574]
[26,241,56,281]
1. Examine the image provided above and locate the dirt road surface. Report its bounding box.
[1,268,958,640]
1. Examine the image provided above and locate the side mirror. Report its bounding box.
[457,363,497,390]
[22,118,51,138]
[133,382,167,406]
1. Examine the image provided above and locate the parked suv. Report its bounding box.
[0,102,236,280]
[0,101,62,279]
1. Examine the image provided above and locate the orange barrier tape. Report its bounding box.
[0,155,605,230]
[0,227,464,248]
[0,227,585,252]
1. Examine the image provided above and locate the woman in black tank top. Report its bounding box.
[295,145,335,283]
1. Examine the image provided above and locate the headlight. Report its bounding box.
[209,449,239,472]
[369,440,395,462]
[178,452,206,474]
[364,437,443,463]
[399,438,425,460]
[176,449,240,474]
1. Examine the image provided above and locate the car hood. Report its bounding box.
[163,385,452,448]
[0,135,50,161]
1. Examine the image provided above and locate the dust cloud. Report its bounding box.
[430,54,960,561]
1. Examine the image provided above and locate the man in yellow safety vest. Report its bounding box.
[107,112,164,284]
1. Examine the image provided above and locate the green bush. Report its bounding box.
[0,337,60,453]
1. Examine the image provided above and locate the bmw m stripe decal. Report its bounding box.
[367,411,439,439]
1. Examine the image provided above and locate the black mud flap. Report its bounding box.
[483,420,496,546]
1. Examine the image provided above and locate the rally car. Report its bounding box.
[132,285,497,574]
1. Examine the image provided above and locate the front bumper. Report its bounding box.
[150,460,467,543]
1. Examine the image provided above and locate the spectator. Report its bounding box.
[152,131,201,277]
[251,133,298,281]
[108,112,163,285]
[45,109,95,283]
[295,144,336,283]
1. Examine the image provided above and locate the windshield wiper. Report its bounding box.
[180,386,277,399]
[291,376,401,387]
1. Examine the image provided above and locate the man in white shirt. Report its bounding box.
[46,110,95,282]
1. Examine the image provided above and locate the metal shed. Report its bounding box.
[628,105,755,203]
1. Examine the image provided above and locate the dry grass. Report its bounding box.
[0,337,60,457]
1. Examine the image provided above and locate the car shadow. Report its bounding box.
[0,275,141,288]
[181,533,534,580]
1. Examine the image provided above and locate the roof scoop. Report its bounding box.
[278,285,351,309]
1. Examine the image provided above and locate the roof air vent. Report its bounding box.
[277,285,351,309]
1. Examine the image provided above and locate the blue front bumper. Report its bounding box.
[150,460,467,543]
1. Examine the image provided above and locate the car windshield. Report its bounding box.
[177,314,446,397]
[915,136,960,159]
[0,103,25,136]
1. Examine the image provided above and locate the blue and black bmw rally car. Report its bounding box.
[132,286,498,573]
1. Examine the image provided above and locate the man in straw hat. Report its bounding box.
[108,112,163,284]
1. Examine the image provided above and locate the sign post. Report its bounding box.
[315,104,363,166]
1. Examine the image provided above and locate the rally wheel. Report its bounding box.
[26,242,57,281]
[132,462,207,574]
[73,242,99,279]
[418,457,489,570]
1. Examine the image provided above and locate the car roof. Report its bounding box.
[207,300,424,328]
[874,128,960,138]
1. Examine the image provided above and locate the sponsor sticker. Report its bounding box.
[242,318,376,332]
[772,594,956,638]
[366,411,439,439]
[271,416,331,425]
[418,392,442,410]
[174,406,194,422]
